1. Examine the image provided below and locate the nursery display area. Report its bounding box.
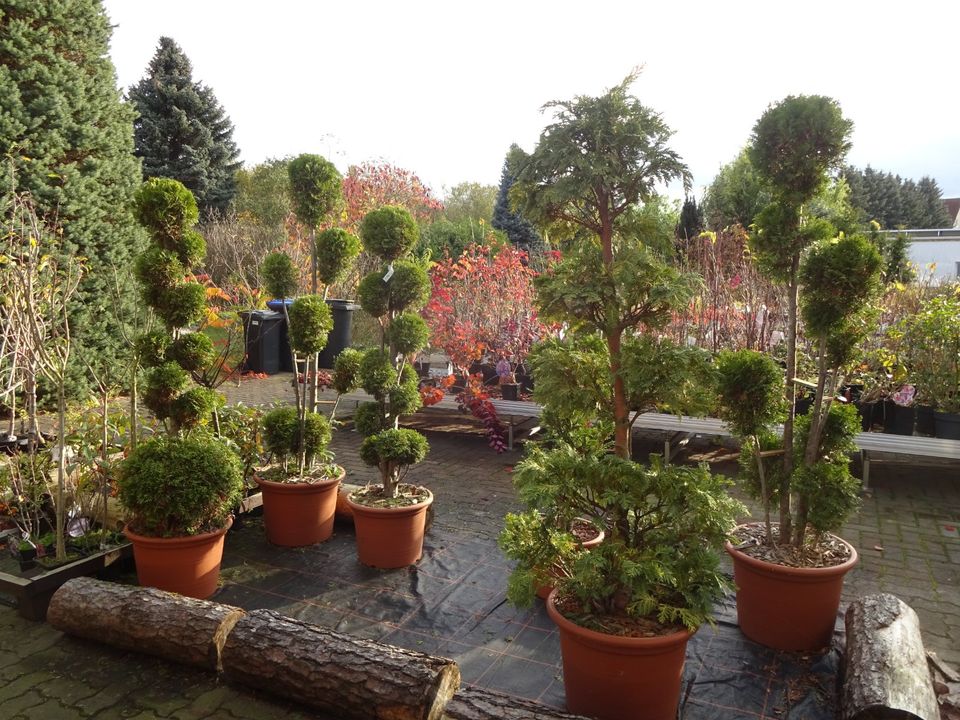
[3,8,960,718]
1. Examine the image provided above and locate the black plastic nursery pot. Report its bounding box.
[500,383,520,401]
[934,410,960,440]
[855,400,880,432]
[883,401,915,436]
[915,405,936,436]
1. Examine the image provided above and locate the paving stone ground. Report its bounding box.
[1,372,958,718]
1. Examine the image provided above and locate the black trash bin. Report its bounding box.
[241,310,285,374]
[318,299,359,369]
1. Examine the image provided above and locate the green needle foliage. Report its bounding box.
[361,206,420,261]
[261,252,299,300]
[288,154,342,229]
[262,406,332,473]
[0,0,145,396]
[315,228,362,288]
[287,296,333,355]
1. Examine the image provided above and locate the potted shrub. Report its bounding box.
[901,294,960,439]
[499,72,741,720]
[340,205,434,568]
[717,231,882,650]
[118,434,242,598]
[256,405,342,547]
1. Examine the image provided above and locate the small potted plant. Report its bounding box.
[256,405,343,547]
[341,205,434,568]
[118,433,243,598]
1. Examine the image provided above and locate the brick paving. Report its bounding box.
[1,371,958,718]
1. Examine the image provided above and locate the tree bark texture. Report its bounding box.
[442,686,589,720]
[46,577,245,672]
[843,593,938,720]
[221,608,461,720]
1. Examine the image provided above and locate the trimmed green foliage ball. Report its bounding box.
[387,312,430,355]
[315,228,361,287]
[360,206,419,261]
[119,434,243,537]
[359,349,397,397]
[162,282,207,329]
[263,406,298,458]
[359,428,428,467]
[170,387,224,431]
[288,295,333,354]
[261,252,299,300]
[167,332,216,372]
[135,178,199,240]
[135,247,184,305]
[262,406,332,462]
[354,402,387,436]
[715,350,785,438]
[143,362,190,420]
[136,330,172,368]
[333,348,363,394]
[288,154,342,228]
[390,377,422,416]
[176,229,207,269]
[388,260,430,313]
[357,271,390,318]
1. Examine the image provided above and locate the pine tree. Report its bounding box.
[676,195,704,241]
[0,0,145,395]
[917,176,952,228]
[129,37,241,216]
[492,145,543,251]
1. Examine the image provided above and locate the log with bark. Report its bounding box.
[221,608,460,720]
[843,593,938,720]
[442,686,588,720]
[46,576,245,672]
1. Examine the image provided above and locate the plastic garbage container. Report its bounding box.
[318,299,360,369]
[241,310,285,374]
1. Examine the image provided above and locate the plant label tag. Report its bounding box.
[383,263,394,282]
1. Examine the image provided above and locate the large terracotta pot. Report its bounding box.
[346,489,433,569]
[256,467,343,547]
[547,591,693,720]
[125,517,233,599]
[725,529,858,651]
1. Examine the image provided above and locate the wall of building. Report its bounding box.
[908,240,960,280]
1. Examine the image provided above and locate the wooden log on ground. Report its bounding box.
[843,593,938,720]
[46,577,245,672]
[221,608,460,720]
[442,686,589,720]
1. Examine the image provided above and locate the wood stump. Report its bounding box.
[442,686,589,720]
[221,608,459,720]
[843,593,938,720]
[47,576,244,671]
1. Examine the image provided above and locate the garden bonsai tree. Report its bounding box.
[133,178,223,433]
[261,404,334,478]
[499,71,742,633]
[340,205,433,501]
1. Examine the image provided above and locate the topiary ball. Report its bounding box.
[354,402,387,437]
[387,260,430,313]
[315,228,362,287]
[142,362,190,420]
[160,282,207,329]
[389,377,422,416]
[387,312,430,355]
[136,329,173,369]
[360,206,419,262]
[359,428,428,467]
[135,248,184,308]
[134,178,199,241]
[333,348,363,394]
[170,387,224,431]
[357,271,390,318]
[288,154,342,228]
[261,252,299,301]
[359,349,397,397]
[299,411,332,462]
[288,295,333,355]
[174,229,207,269]
[262,406,298,459]
[167,332,216,372]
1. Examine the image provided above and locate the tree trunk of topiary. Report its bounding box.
[780,270,799,545]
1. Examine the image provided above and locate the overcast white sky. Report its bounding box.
[102,0,960,201]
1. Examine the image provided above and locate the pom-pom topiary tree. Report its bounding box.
[133,178,222,433]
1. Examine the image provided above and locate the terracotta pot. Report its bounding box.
[125,517,233,599]
[725,529,858,651]
[256,467,343,547]
[547,591,693,720]
[536,521,605,600]
[346,489,433,568]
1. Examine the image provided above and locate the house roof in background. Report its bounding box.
[944,198,960,227]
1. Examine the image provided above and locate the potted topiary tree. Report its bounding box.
[498,72,743,720]
[121,178,244,598]
[255,251,344,546]
[338,205,434,568]
[719,231,883,651]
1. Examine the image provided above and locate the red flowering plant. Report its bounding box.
[422,244,558,451]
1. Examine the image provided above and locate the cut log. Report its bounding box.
[221,608,459,720]
[46,577,244,672]
[442,686,589,720]
[843,593,938,720]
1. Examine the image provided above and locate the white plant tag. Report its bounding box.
[383,263,394,282]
